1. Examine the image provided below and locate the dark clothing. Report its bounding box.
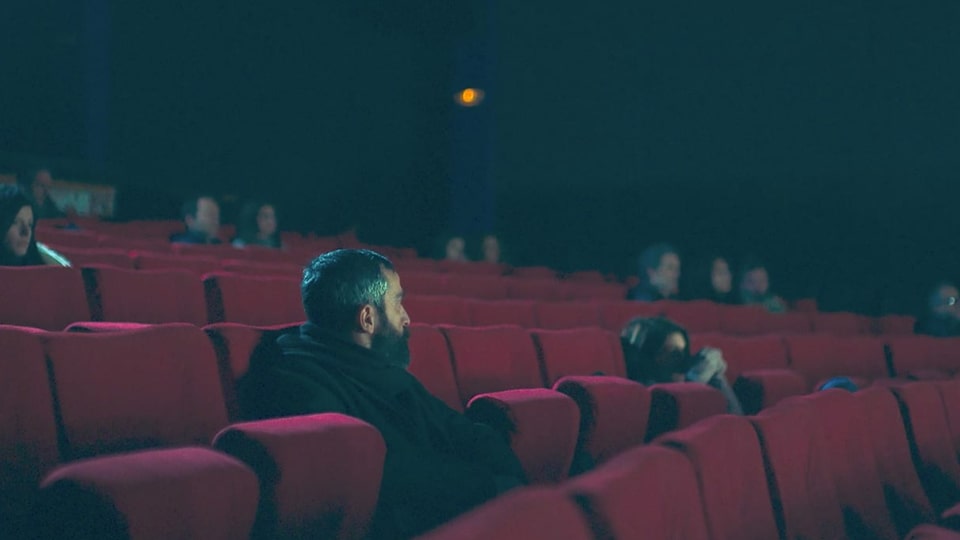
[169,230,221,245]
[627,283,671,302]
[247,323,526,539]
[915,314,960,337]
[34,198,64,220]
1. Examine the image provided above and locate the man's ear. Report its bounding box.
[358,304,376,335]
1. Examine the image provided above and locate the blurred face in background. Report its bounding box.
[742,267,770,296]
[648,252,681,296]
[187,197,221,240]
[482,235,501,264]
[31,170,53,206]
[445,236,466,261]
[711,258,732,294]
[257,204,277,238]
[4,205,33,259]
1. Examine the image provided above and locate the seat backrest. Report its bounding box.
[887,336,960,378]
[214,414,386,540]
[82,266,207,325]
[219,259,301,278]
[403,295,470,326]
[134,252,221,274]
[204,273,303,326]
[466,300,538,327]
[646,383,728,441]
[440,325,544,405]
[407,324,462,412]
[0,326,61,537]
[445,275,509,299]
[877,315,917,335]
[44,324,229,461]
[661,300,723,333]
[936,380,960,460]
[415,487,594,540]
[53,247,135,269]
[597,301,663,331]
[565,282,627,301]
[564,445,709,540]
[532,301,601,329]
[656,415,779,540]
[717,304,768,335]
[398,272,448,296]
[688,333,788,383]
[38,447,259,540]
[505,278,567,301]
[785,335,890,390]
[811,311,871,335]
[0,266,90,330]
[760,311,813,334]
[553,375,650,465]
[532,328,625,383]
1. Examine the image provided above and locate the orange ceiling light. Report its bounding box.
[455,88,485,107]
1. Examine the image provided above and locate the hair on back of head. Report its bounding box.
[301,249,395,333]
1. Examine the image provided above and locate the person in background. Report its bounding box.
[686,255,736,304]
[170,195,222,244]
[915,281,960,337]
[232,201,282,249]
[739,256,787,312]
[17,165,65,220]
[475,233,505,265]
[436,233,468,262]
[627,243,681,301]
[242,249,526,538]
[0,186,70,266]
[620,316,743,414]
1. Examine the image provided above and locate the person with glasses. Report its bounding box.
[915,282,960,337]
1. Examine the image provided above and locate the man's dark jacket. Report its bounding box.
[243,323,526,539]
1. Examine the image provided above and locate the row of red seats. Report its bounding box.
[422,381,960,540]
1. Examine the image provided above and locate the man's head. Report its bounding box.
[481,234,501,264]
[740,257,770,297]
[17,166,53,207]
[711,257,732,294]
[181,196,221,241]
[929,282,959,319]
[302,249,411,365]
[639,243,680,297]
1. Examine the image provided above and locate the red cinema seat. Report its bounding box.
[785,335,891,391]
[467,389,579,484]
[661,300,723,333]
[414,487,594,540]
[204,322,301,422]
[887,336,960,380]
[937,380,960,460]
[407,324,463,412]
[533,301,601,329]
[440,326,545,405]
[52,247,135,269]
[214,414,386,540]
[510,266,556,279]
[811,311,871,335]
[204,273,303,326]
[565,270,607,283]
[220,259,301,278]
[436,260,506,275]
[0,326,61,537]
[907,526,960,539]
[82,266,207,325]
[445,275,509,299]
[392,258,439,274]
[749,400,847,540]
[717,304,768,335]
[563,445,710,540]
[0,266,90,330]
[646,383,728,441]
[532,327,626,384]
[466,299,538,327]
[505,278,566,301]
[566,282,628,301]
[792,298,819,312]
[598,301,664,331]
[171,243,236,258]
[97,236,172,253]
[35,228,99,248]
[399,272,449,296]
[134,252,221,274]
[760,311,813,334]
[553,376,651,465]
[657,415,780,540]
[877,315,918,335]
[403,295,470,326]
[37,447,258,540]
[43,324,229,461]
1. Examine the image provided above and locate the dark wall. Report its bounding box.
[494,0,960,313]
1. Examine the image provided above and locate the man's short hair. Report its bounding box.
[739,255,767,276]
[301,249,396,332]
[638,243,677,273]
[181,195,215,220]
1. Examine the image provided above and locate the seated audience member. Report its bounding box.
[232,201,281,249]
[436,233,468,262]
[686,255,736,303]
[170,195,222,244]
[477,233,503,264]
[739,256,787,312]
[620,316,743,414]
[17,165,65,220]
[915,281,960,337]
[242,249,526,538]
[0,186,70,266]
[627,243,681,301]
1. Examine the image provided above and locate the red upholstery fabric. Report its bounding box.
[53,247,135,269]
[82,266,207,325]
[785,335,890,391]
[445,275,509,299]
[657,415,779,540]
[440,325,544,405]
[509,266,556,279]
[732,369,807,414]
[532,301,601,329]
[565,270,606,283]
[937,380,960,460]
[646,383,728,441]
[203,273,303,326]
[204,322,300,421]
[38,447,258,540]
[553,376,650,464]
[466,300,538,327]
[0,266,90,330]
[403,295,470,326]
[133,252,221,274]
[214,414,386,540]
[220,259,301,278]
[65,322,154,333]
[44,324,229,460]
[564,445,709,540]
[565,282,627,301]
[891,383,960,513]
[435,260,506,275]
[407,324,463,412]
[717,305,768,335]
[811,311,871,335]
[688,333,789,383]
[661,300,723,333]
[398,272,448,296]
[877,315,918,335]
[907,525,960,539]
[414,487,593,540]
[888,336,960,379]
[598,301,663,331]
[35,228,100,248]
[392,258,439,275]
[532,328,626,383]
[749,401,846,540]
[0,326,60,536]
[466,389,579,484]
[505,278,566,301]
[760,311,813,334]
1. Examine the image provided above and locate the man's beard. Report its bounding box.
[371,324,411,368]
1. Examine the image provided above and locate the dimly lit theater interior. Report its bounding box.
[2,2,960,538]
